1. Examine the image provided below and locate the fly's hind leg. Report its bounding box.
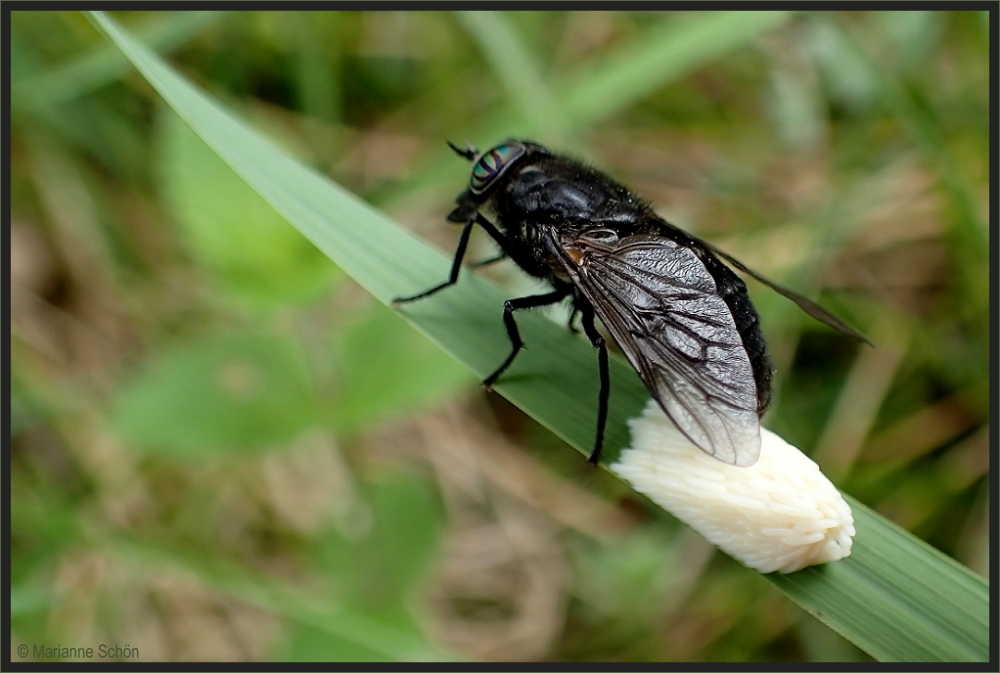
[566,305,581,333]
[579,304,610,466]
[483,288,570,389]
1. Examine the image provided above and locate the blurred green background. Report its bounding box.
[9,9,990,663]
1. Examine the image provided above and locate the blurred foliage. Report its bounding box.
[156,109,342,307]
[9,9,990,663]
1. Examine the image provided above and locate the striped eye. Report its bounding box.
[470,142,526,195]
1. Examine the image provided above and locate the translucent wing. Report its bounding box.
[548,230,762,466]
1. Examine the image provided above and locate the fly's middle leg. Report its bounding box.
[580,304,610,466]
[483,289,569,389]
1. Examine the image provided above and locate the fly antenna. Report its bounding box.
[446,140,479,161]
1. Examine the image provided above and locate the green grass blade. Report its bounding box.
[90,11,990,663]
[371,11,794,210]
[15,11,226,111]
[808,15,987,254]
[560,11,793,126]
[110,535,458,662]
[773,497,989,662]
[456,10,571,144]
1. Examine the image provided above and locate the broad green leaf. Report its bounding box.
[313,475,443,617]
[91,12,989,662]
[158,108,340,307]
[331,302,474,435]
[287,473,445,661]
[112,533,456,662]
[112,332,319,456]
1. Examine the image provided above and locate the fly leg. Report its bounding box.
[392,218,476,305]
[483,288,570,389]
[580,304,610,466]
[472,251,507,268]
[394,211,515,305]
[566,305,581,333]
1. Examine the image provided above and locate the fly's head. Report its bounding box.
[446,139,550,221]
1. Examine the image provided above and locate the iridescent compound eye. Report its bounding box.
[470,142,526,195]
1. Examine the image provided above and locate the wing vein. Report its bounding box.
[549,231,761,465]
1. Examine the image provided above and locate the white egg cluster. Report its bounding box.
[611,400,855,574]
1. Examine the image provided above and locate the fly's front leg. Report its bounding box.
[472,212,512,251]
[580,304,610,466]
[394,211,516,305]
[392,218,475,305]
[483,288,570,389]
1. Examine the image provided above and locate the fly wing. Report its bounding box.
[549,230,762,466]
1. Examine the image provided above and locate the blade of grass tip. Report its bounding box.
[87,9,646,464]
[560,11,794,127]
[16,11,226,112]
[86,11,430,306]
[90,12,990,663]
[455,10,571,144]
